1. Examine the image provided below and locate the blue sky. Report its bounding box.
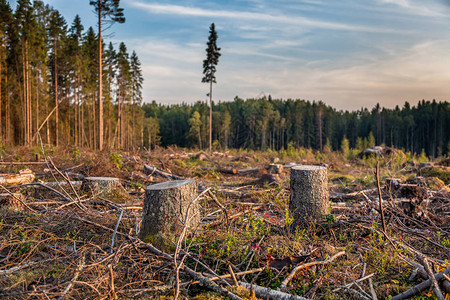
[12,0,450,110]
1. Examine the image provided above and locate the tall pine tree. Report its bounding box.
[202,23,221,152]
[89,0,125,150]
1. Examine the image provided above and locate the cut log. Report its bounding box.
[82,177,123,196]
[289,165,329,227]
[139,179,199,251]
[0,169,35,186]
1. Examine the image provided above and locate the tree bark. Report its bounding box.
[139,179,199,251]
[98,1,103,151]
[54,38,59,147]
[209,80,212,152]
[289,165,329,227]
[82,176,122,196]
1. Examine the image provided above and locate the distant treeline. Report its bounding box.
[142,97,450,157]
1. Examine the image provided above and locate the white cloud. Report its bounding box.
[128,1,402,33]
[376,0,446,17]
[257,40,450,109]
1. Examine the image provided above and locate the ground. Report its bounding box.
[0,145,449,299]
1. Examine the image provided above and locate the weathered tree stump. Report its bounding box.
[82,177,122,195]
[139,179,199,251]
[289,165,329,227]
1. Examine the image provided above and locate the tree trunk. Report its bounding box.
[5,75,9,144]
[26,41,31,145]
[139,179,199,251]
[289,165,329,227]
[54,39,59,147]
[98,1,103,151]
[209,80,212,152]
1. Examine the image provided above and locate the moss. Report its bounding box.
[142,233,177,253]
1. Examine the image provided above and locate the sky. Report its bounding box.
[9,0,450,110]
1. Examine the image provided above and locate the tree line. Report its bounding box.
[0,0,144,149]
[143,97,450,157]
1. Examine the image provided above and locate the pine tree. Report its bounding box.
[90,0,125,151]
[67,15,84,146]
[104,42,116,148]
[0,0,12,142]
[116,42,129,148]
[14,0,36,144]
[129,50,143,147]
[202,23,221,152]
[48,9,67,146]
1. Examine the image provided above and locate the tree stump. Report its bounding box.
[289,165,329,227]
[82,177,123,196]
[139,179,199,251]
[267,164,284,174]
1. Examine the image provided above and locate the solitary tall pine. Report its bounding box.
[202,23,221,152]
[90,0,125,150]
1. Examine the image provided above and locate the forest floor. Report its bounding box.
[0,145,449,299]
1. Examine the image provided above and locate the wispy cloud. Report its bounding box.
[128,1,402,33]
[377,0,446,17]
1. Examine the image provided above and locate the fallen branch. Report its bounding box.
[7,182,72,202]
[193,267,266,284]
[143,164,184,180]
[418,255,444,300]
[391,267,450,300]
[375,161,387,233]
[0,161,46,165]
[58,255,86,300]
[207,189,230,229]
[110,210,124,253]
[239,281,310,300]
[0,258,54,275]
[279,251,346,291]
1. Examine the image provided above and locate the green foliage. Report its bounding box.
[340,135,349,157]
[418,148,428,163]
[110,152,123,169]
[437,231,450,247]
[367,131,376,148]
[420,166,450,184]
[72,146,81,161]
[355,136,364,151]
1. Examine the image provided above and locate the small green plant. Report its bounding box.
[437,231,450,248]
[72,146,81,160]
[284,208,294,233]
[13,224,31,256]
[323,214,337,224]
[110,152,123,169]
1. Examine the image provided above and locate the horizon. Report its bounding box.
[8,0,450,111]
